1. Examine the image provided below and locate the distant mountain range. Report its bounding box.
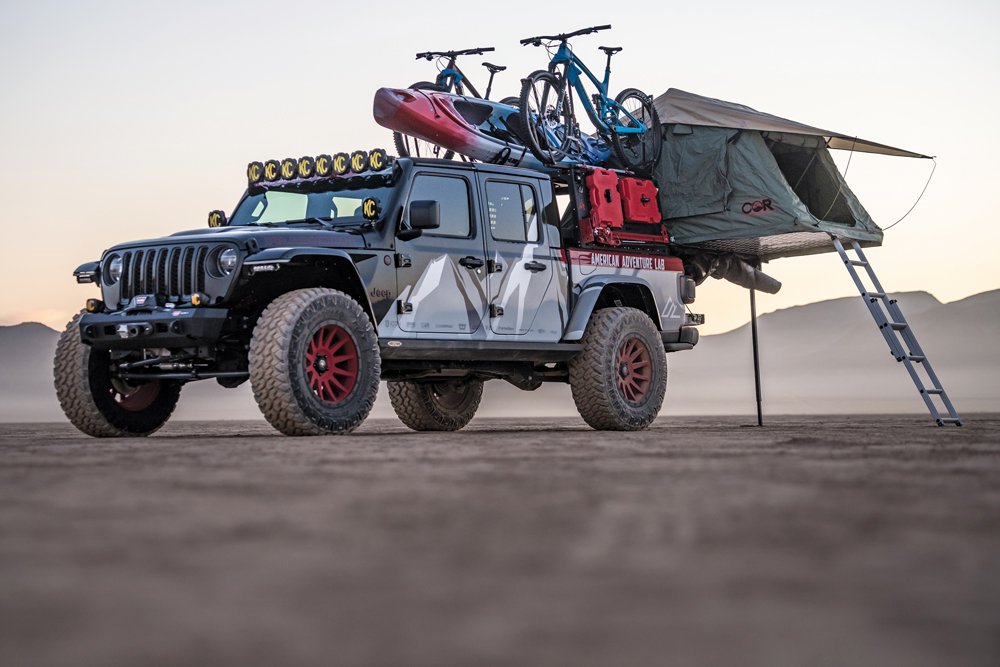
[4,289,997,423]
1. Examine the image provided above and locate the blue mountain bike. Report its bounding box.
[394,46,519,160]
[518,25,661,173]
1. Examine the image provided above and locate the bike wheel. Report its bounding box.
[392,81,456,161]
[609,88,662,174]
[499,96,520,108]
[518,70,573,166]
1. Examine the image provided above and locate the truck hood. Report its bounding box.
[104,225,370,253]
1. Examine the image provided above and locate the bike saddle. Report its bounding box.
[599,46,623,55]
[483,62,506,73]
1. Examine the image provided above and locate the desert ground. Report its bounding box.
[2,414,999,667]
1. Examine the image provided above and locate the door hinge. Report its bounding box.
[395,253,412,268]
[487,259,503,273]
[397,300,413,314]
[490,304,504,317]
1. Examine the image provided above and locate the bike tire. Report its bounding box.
[499,96,520,108]
[392,81,456,161]
[518,70,573,166]
[609,88,662,175]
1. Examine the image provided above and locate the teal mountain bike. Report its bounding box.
[394,47,519,160]
[518,25,661,173]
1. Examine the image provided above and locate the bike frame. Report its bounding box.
[435,59,482,99]
[547,42,645,135]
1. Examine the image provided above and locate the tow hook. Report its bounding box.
[116,323,153,339]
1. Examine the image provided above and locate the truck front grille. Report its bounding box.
[118,244,212,301]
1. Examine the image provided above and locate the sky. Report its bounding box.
[0,0,998,334]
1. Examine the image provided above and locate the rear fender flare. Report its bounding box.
[563,277,662,341]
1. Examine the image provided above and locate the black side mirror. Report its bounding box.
[397,200,440,241]
[208,210,228,228]
[409,200,440,229]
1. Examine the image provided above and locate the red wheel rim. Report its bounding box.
[305,324,359,404]
[616,336,651,404]
[112,381,160,412]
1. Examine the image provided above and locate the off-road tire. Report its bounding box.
[569,307,667,431]
[388,379,483,431]
[249,288,380,436]
[53,312,182,437]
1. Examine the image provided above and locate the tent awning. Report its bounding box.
[652,88,931,159]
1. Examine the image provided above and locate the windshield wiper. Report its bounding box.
[249,217,334,228]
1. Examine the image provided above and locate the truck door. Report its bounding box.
[395,171,489,335]
[479,177,557,339]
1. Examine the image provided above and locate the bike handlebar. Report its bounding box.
[415,47,495,60]
[519,24,611,46]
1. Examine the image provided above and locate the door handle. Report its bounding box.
[459,256,485,269]
[524,261,547,272]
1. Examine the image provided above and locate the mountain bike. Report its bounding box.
[393,47,520,160]
[518,25,661,173]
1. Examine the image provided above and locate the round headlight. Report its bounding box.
[107,255,123,283]
[218,248,239,275]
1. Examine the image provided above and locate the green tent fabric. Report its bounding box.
[651,89,930,261]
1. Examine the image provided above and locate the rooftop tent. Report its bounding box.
[651,88,931,261]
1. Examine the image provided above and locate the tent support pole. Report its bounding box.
[750,287,763,427]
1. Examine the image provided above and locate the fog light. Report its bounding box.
[247,161,264,183]
[263,160,280,181]
[368,148,389,171]
[297,156,315,178]
[332,152,350,175]
[280,158,297,180]
[190,292,207,306]
[315,154,333,177]
[350,150,369,173]
[86,298,104,313]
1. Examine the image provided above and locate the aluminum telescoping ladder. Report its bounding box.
[833,237,962,426]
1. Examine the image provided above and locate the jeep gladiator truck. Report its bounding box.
[55,151,700,436]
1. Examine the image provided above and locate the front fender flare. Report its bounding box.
[244,247,377,322]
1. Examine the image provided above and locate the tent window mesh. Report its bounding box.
[769,144,854,225]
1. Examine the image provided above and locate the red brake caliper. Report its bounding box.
[616,337,651,404]
[305,324,359,404]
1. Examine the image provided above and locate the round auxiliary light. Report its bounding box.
[247,161,264,183]
[263,160,280,181]
[107,255,123,284]
[350,150,369,173]
[332,152,350,176]
[207,210,227,228]
[297,156,315,179]
[368,148,388,171]
[280,158,297,180]
[315,154,333,177]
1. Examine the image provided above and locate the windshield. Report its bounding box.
[229,186,392,226]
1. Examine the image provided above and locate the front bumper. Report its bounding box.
[80,308,230,350]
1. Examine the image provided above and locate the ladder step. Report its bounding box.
[834,236,961,427]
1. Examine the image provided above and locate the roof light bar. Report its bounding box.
[247,149,392,187]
